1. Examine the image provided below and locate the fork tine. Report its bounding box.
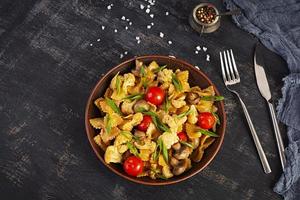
[219,52,227,83]
[230,49,240,81]
[226,50,236,81]
[223,51,232,82]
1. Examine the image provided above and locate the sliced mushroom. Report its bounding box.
[190,138,200,150]
[133,100,150,112]
[186,92,200,105]
[172,142,192,160]
[170,158,189,176]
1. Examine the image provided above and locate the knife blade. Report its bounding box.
[254,43,271,101]
[254,42,286,170]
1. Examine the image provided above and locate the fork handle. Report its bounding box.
[237,96,272,174]
[267,102,286,170]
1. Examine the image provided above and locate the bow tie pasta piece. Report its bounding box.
[104,145,122,164]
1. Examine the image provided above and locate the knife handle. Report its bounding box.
[267,102,286,170]
[236,94,272,173]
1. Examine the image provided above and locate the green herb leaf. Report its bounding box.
[172,73,183,91]
[163,97,170,113]
[127,142,139,156]
[115,72,121,94]
[139,110,170,132]
[140,65,146,77]
[123,93,144,101]
[152,145,160,161]
[177,108,192,119]
[105,97,123,116]
[201,96,224,101]
[212,112,220,125]
[120,131,132,139]
[196,128,219,137]
[153,65,167,73]
[180,141,194,148]
[105,114,112,134]
[161,140,169,163]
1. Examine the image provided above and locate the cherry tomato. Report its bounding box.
[177,132,188,142]
[197,112,215,129]
[123,156,144,177]
[145,86,165,105]
[137,115,152,131]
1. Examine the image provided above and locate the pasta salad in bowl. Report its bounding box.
[85,55,226,185]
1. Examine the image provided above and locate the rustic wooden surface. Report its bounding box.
[0,0,289,199]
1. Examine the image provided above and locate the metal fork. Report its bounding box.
[220,49,272,174]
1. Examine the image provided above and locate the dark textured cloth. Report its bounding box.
[223,0,300,199]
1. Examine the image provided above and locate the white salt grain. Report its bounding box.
[206,54,210,61]
[136,36,140,40]
[129,22,132,26]
[114,29,118,33]
[145,8,150,13]
[203,47,207,52]
[147,5,150,8]
[150,14,154,18]
[165,11,169,16]
[121,16,126,20]
[147,25,151,29]
[97,38,100,42]
[101,25,105,30]
[168,40,172,44]
[90,43,93,46]
[126,18,130,21]
[137,40,141,44]
[125,26,128,30]
[120,54,124,58]
[195,50,199,54]
[159,32,164,38]
[107,5,112,10]
[196,46,201,51]
[151,22,154,26]
[140,4,145,9]
[124,51,128,55]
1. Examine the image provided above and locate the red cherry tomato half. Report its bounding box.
[123,156,144,177]
[137,115,152,131]
[177,132,188,142]
[197,112,215,129]
[145,86,165,105]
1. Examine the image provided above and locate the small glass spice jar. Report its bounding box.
[189,3,220,34]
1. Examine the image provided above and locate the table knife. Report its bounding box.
[254,42,286,170]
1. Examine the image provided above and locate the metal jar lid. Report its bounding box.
[189,3,221,34]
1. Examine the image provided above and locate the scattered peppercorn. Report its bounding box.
[196,5,217,24]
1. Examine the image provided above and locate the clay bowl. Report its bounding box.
[85,55,226,185]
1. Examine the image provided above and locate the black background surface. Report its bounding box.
[0,0,288,199]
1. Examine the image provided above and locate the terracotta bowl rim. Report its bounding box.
[85,55,226,186]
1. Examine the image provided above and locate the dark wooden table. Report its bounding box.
[0,0,289,199]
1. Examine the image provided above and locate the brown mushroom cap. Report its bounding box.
[133,100,150,113]
[186,92,200,105]
[173,145,191,160]
[172,158,188,176]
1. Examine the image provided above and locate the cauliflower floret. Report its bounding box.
[158,132,179,149]
[111,73,136,100]
[120,113,143,131]
[171,93,186,109]
[146,123,157,138]
[187,105,198,124]
[122,73,135,91]
[158,69,173,84]
[162,114,187,133]
[120,100,136,115]
[196,100,214,112]
[104,145,122,163]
